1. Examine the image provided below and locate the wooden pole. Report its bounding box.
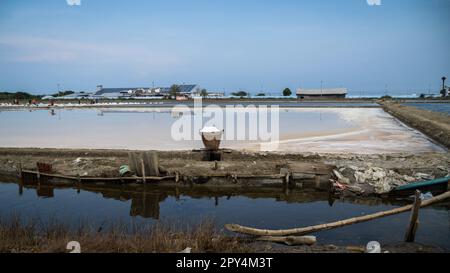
[21,170,173,182]
[225,190,450,237]
[141,159,146,184]
[405,190,421,242]
[17,163,23,178]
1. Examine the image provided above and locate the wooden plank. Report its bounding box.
[287,162,335,175]
[128,152,140,176]
[143,151,159,177]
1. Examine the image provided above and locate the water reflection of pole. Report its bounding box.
[215,196,219,206]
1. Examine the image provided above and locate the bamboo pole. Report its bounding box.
[404,190,421,242]
[21,170,173,182]
[257,236,316,246]
[225,190,450,237]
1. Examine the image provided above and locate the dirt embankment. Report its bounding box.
[1,148,449,196]
[381,101,450,149]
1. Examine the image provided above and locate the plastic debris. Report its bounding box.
[419,192,433,200]
[119,165,131,176]
[366,241,381,253]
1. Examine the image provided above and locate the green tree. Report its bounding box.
[52,90,75,97]
[169,84,181,97]
[283,88,292,97]
[256,93,266,97]
[231,91,248,97]
[200,88,208,98]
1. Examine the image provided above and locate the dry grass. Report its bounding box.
[0,216,252,253]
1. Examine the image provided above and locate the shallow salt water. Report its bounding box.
[1,182,449,250]
[404,103,450,115]
[0,107,445,153]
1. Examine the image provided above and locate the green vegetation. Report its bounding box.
[256,93,266,96]
[51,90,75,97]
[200,88,208,98]
[0,92,42,100]
[283,88,292,97]
[0,216,250,253]
[231,91,248,97]
[169,84,181,97]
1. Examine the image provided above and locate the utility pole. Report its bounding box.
[320,80,323,97]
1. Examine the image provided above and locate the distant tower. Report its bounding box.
[441,77,447,97]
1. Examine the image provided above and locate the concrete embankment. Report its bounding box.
[381,101,450,149]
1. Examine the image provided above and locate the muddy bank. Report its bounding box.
[381,101,450,149]
[0,215,443,253]
[1,148,449,196]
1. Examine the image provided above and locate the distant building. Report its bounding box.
[296,88,348,99]
[59,92,92,99]
[94,84,199,99]
[41,95,56,100]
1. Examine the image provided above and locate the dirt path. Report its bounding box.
[381,101,450,148]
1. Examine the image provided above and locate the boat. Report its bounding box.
[392,176,450,194]
[200,126,223,151]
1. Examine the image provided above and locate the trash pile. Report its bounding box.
[332,166,437,195]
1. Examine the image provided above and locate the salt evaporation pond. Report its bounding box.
[404,103,450,115]
[0,107,445,153]
[0,182,449,250]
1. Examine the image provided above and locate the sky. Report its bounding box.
[0,0,449,95]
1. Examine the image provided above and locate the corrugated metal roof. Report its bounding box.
[95,87,149,96]
[296,88,348,95]
[94,85,198,96]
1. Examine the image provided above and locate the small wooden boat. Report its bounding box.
[200,126,223,151]
[392,176,450,194]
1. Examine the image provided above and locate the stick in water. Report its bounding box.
[225,190,450,236]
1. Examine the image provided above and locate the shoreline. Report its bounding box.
[0,98,449,110]
[1,147,449,197]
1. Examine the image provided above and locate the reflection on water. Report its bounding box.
[1,181,449,250]
[404,103,450,115]
[0,107,444,153]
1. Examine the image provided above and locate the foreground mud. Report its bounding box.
[0,148,449,196]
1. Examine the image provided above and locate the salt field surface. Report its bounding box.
[0,107,444,153]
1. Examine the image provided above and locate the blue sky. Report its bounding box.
[0,0,449,95]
